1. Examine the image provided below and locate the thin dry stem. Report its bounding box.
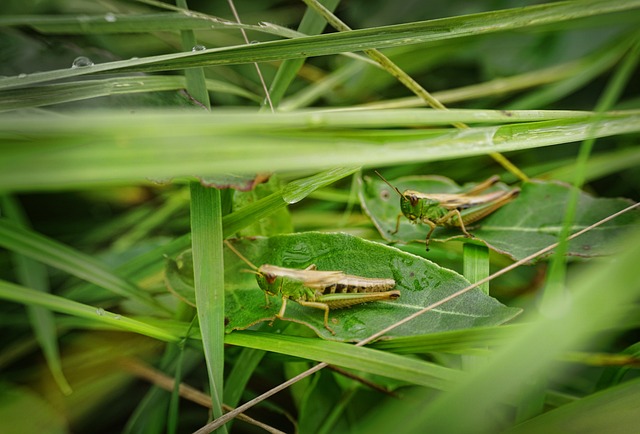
[120,358,287,434]
[227,0,275,112]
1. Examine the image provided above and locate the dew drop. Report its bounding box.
[192,44,206,52]
[72,56,94,68]
[104,12,117,22]
[18,73,27,78]
[96,307,105,316]
[249,40,260,44]
[130,56,139,60]
[114,315,122,320]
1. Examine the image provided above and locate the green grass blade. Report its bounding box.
[542,36,640,309]
[0,110,637,192]
[0,279,179,342]
[463,243,490,294]
[0,219,165,310]
[506,377,640,434]
[0,76,259,112]
[189,184,225,423]
[225,331,460,390]
[0,195,72,395]
[506,32,638,109]
[1,0,638,89]
[223,347,265,408]
[267,0,340,107]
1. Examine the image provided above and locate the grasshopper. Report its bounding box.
[225,240,400,334]
[375,171,520,250]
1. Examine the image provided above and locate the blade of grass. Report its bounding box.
[0,195,72,395]
[0,279,179,342]
[505,377,640,434]
[0,76,259,112]
[463,243,490,295]
[177,1,224,427]
[0,219,167,311]
[301,0,527,181]
[506,31,640,109]
[355,30,634,110]
[225,331,459,390]
[0,110,638,192]
[2,0,638,89]
[189,183,226,424]
[541,36,640,309]
[226,0,274,111]
[266,0,340,108]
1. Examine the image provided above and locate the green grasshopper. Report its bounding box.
[225,240,400,334]
[375,171,520,250]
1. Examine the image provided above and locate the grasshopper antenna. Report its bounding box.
[224,239,259,272]
[374,170,406,199]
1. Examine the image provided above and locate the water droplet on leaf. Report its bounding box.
[104,12,117,22]
[192,45,206,52]
[96,308,105,316]
[72,56,94,68]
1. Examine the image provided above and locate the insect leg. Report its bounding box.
[453,209,472,237]
[392,213,403,234]
[297,300,335,335]
[423,219,438,251]
[275,297,288,321]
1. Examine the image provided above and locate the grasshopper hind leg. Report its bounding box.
[297,300,335,335]
[451,209,472,238]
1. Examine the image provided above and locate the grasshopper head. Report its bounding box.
[400,191,427,222]
[255,273,278,295]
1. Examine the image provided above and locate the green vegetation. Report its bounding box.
[1,1,639,433]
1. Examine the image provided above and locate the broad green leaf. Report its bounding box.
[169,232,521,341]
[360,175,639,261]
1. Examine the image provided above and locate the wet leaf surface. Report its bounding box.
[168,232,521,342]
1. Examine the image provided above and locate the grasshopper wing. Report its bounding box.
[427,190,515,210]
[259,265,345,287]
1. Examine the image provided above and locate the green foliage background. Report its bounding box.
[0,1,639,433]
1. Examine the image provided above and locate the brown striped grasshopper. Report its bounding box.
[225,241,400,334]
[375,172,520,250]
